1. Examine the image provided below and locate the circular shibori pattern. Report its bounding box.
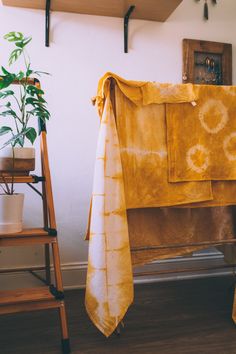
[199,99,228,134]
[223,132,236,161]
[186,144,209,174]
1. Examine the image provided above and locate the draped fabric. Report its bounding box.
[86,73,236,337]
[167,85,236,182]
[85,86,133,337]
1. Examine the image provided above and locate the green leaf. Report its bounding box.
[26,68,33,77]
[0,90,14,99]
[26,85,44,97]
[4,32,23,42]
[22,37,32,47]
[27,108,50,120]
[0,109,17,118]
[1,66,12,76]
[16,71,24,81]
[14,136,24,147]
[9,48,23,65]
[15,41,24,48]
[0,126,12,136]
[1,128,31,148]
[25,97,47,108]
[25,127,37,145]
[0,74,16,90]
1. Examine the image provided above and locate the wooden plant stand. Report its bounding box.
[0,79,70,354]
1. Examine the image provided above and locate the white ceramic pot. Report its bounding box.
[0,147,35,174]
[0,193,24,234]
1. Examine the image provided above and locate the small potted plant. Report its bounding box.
[0,32,50,234]
[0,174,24,233]
[0,31,50,175]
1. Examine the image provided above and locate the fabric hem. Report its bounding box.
[85,297,134,338]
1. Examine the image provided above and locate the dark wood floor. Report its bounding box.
[0,276,236,354]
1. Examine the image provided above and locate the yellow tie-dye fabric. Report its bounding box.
[86,73,236,337]
[115,85,213,208]
[167,85,236,182]
[85,85,133,337]
[95,72,197,114]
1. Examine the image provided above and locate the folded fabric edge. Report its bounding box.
[85,296,134,338]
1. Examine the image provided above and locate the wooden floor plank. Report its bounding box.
[0,276,235,353]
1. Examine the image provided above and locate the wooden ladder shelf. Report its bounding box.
[0,79,70,354]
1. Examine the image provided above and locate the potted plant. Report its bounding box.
[0,174,24,233]
[0,31,50,175]
[0,32,50,234]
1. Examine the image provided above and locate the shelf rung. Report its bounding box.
[0,287,61,314]
[0,175,43,184]
[0,228,49,238]
[0,287,54,305]
[0,228,56,246]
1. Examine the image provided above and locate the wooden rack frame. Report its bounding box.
[0,79,70,354]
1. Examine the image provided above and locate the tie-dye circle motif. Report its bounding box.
[186,144,209,173]
[199,99,228,134]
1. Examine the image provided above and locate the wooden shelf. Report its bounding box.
[0,175,42,184]
[0,287,61,314]
[2,0,183,22]
[0,287,54,305]
[0,228,57,246]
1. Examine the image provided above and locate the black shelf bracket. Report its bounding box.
[44,227,58,236]
[27,183,43,198]
[45,0,51,47]
[31,175,46,184]
[49,284,65,300]
[124,5,135,53]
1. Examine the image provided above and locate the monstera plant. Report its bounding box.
[0,31,50,150]
[0,32,50,234]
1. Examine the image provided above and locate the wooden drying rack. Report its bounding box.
[0,78,70,354]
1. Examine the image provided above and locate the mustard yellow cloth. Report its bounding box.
[115,84,213,208]
[128,207,234,266]
[95,72,197,116]
[167,85,236,182]
[86,73,236,337]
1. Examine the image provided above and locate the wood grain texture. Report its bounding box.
[0,276,236,353]
[0,157,35,174]
[2,0,183,21]
[182,39,232,85]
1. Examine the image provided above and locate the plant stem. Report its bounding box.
[1,175,11,194]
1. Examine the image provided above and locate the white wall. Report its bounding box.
[0,0,236,284]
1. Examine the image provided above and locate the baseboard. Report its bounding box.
[0,252,234,290]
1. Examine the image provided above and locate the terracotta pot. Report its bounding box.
[0,147,35,175]
[0,193,24,234]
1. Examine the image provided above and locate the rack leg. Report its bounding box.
[59,303,71,354]
[52,242,70,352]
[52,242,63,290]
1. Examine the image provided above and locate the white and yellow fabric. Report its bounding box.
[85,85,133,337]
[86,72,236,337]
